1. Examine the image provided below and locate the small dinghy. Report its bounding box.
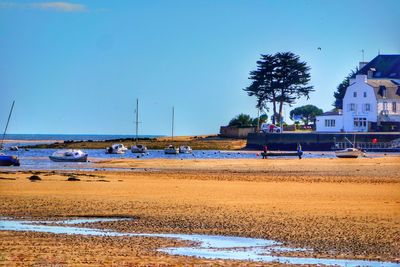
[164,145,179,154]
[261,144,303,159]
[49,149,88,162]
[131,144,147,153]
[335,148,364,158]
[261,151,303,159]
[105,144,128,154]
[0,154,20,166]
[179,145,192,154]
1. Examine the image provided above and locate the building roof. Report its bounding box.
[318,111,341,116]
[355,54,400,79]
[366,79,400,100]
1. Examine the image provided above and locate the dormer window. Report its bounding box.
[353,92,357,97]
[379,86,387,97]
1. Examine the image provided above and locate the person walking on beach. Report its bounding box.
[262,145,268,159]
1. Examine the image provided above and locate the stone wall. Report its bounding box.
[247,132,400,151]
[220,126,256,138]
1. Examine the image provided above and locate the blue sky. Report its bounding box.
[1,0,399,135]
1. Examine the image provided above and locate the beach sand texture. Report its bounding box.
[0,157,399,265]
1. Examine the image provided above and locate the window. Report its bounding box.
[349,103,356,111]
[353,92,357,97]
[363,92,367,97]
[325,119,336,127]
[379,86,387,97]
[353,117,367,128]
[393,102,397,113]
[365,103,371,112]
[383,102,388,111]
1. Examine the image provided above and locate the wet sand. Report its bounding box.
[0,157,399,265]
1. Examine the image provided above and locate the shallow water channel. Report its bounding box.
[0,217,398,266]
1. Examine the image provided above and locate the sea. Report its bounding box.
[1,134,398,172]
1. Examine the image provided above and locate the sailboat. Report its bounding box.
[0,101,20,166]
[335,136,364,158]
[164,106,179,154]
[131,99,148,153]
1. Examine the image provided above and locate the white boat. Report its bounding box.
[335,148,364,158]
[164,107,179,155]
[49,149,88,162]
[164,145,179,154]
[105,144,128,154]
[131,144,147,153]
[131,99,148,154]
[179,145,192,154]
[9,146,18,151]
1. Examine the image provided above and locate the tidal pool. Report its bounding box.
[0,217,398,267]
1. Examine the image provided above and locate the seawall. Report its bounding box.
[246,132,400,151]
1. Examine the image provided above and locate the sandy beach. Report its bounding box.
[0,157,399,265]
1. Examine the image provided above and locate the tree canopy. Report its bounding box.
[244,52,313,124]
[228,113,268,128]
[333,68,358,110]
[289,105,323,125]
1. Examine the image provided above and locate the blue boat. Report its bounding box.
[0,154,20,166]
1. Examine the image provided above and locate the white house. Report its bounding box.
[316,54,400,132]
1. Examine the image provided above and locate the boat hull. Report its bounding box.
[0,155,20,166]
[49,155,88,162]
[165,149,179,154]
[105,150,126,154]
[335,155,359,158]
[335,149,363,158]
[131,145,147,153]
[261,151,303,158]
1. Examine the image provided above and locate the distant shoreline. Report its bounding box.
[19,135,247,151]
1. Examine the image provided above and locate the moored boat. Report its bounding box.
[131,99,148,154]
[10,146,18,151]
[179,145,192,154]
[164,145,179,154]
[0,154,20,166]
[49,149,88,162]
[105,144,128,154]
[335,148,364,158]
[0,101,19,166]
[261,144,303,159]
[131,144,148,153]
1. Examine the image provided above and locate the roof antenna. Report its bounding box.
[378,49,381,55]
[361,49,365,62]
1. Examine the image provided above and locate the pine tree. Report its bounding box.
[244,52,313,124]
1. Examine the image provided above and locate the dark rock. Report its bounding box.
[67,177,80,181]
[28,175,41,181]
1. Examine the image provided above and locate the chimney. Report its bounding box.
[359,62,368,69]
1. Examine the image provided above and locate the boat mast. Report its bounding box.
[135,98,139,144]
[1,100,15,149]
[172,106,174,142]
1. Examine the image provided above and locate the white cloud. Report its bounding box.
[0,2,88,12]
